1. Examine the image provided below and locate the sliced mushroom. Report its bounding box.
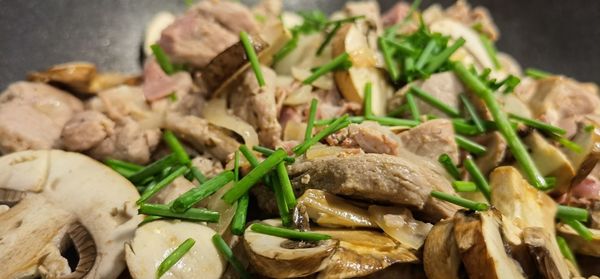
[557,223,600,257]
[368,205,432,250]
[297,189,375,229]
[565,115,600,187]
[525,131,576,194]
[474,132,507,174]
[423,219,462,279]
[0,150,141,278]
[244,219,337,278]
[332,23,393,116]
[126,220,226,279]
[453,209,526,279]
[523,227,571,279]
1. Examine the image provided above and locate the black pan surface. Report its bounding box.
[0,0,599,90]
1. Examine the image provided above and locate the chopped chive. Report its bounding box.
[293,115,351,155]
[544,176,557,188]
[251,223,331,241]
[305,98,319,141]
[137,166,189,204]
[452,119,481,136]
[500,75,520,93]
[525,68,552,79]
[556,236,578,267]
[455,135,487,155]
[231,193,249,235]
[239,145,260,167]
[212,234,250,279]
[363,82,373,117]
[410,86,461,117]
[508,114,566,135]
[171,171,234,212]
[139,215,163,227]
[404,57,416,79]
[128,154,178,184]
[157,238,195,278]
[425,37,466,73]
[562,219,593,241]
[384,38,417,55]
[430,190,489,211]
[316,23,341,55]
[276,162,296,210]
[460,94,485,133]
[189,166,208,184]
[303,52,352,84]
[464,158,491,201]
[272,176,292,226]
[168,92,178,102]
[378,37,400,82]
[479,35,500,70]
[387,104,409,117]
[557,205,589,222]
[366,115,419,127]
[585,125,595,133]
[139,203,219,222]
[554,136,583,153]
[326,15,366,26]
[453,62,547,189]
[105,158,143,172]
[234,151,240,182]
[438,153,461,180]
[151,44,175,75]
[253,146,295,164]
[273,33,299,64]
[406,92,420,122]
[222,149,287,204]
[163,131,190,165]
[452,181,478,192]
[415,39,437,70]
[314,116,365,126]
[183,0,194,8]
[107,165,138,178]
[240,31,265,87]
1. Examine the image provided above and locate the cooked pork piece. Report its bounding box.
[398,119,460,163]
[314,88,362,120]
[191,154,225,178]
[164,113,239,162]
[61,110,115,151]
[289,152,459,221]
[326,121,402,155]
[529,76,600,137]
[229,66,281,148]
[474,132,507,174]
[142,58,193,101]
[382,2,411,27]
[0,82,83,154]
[444,0,499,40]
[158,0,259,68]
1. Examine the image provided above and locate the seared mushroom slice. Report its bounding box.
[297,189,376,229]
[557,224,600,257]
[523,227,571,279]
[423,219,462,279]
[525,131,576,194]
[0,150,141,278]
[565,115,600,187]
[244,219,337,278]
[368,205,432,250]
[126,220,226,279]
[453,210,526,279]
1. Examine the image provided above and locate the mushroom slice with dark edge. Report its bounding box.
[565,115,600,187]
[0,150,141,278]
[523,227,571,279]
[453,209,526,279]
[524,131,576,194]
[557,223,600,257]
[423,219,462,279]
[243,219,338,278]
[297,189,376,229]
[126,220,226,279]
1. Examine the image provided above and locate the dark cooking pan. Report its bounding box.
[0,0,599,90]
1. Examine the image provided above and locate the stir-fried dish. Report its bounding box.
[1,0,600,278]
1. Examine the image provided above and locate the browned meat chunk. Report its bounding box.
[229,66,281,148]
[382,2,411,27]
[398,119,459,163]
[142,58,193,101]
[164,113,239,162]
[61,110,115,151]
[0,82,83,154]
[445,0,499,40]
[326,122,401,155]
[529,76,600,137]
[288,153,459,221]
[158,0,259,68]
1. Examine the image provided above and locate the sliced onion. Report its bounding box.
[283,121,306,141]
[368,205,432,250]
[283,85,313,106]
[291,67,333,90]
[203,98,259,148]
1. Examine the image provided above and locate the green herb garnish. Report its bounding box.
[557,205,589,222]
[251,223,331,241]
[137,166,189,204]
[303,52,352,84]
[455,135,487,155]
[363,82,373,117]
[163,131,190,165]
[305,98,319,141]
[171,171,234,212]
[293,114,351,155]
[430,191,489,211]
[460,94,485,133]
[231,193,249,235]
[253,146,295,163]
[452,181,478,192]
[479,35,500,69]
[240,31,265,87]
[139,203,219,222]
[276,162,296,210]
[525,67,552,79]
[157,238,195,278]
[151,44,175,75]
[438,153,461,180]
[464,158,491,201]
[410,86,461,117]
[212,234,250,279]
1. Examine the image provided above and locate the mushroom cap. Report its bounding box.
[423,219,462,279]
[126,220,225,279]
[0,150,141,278]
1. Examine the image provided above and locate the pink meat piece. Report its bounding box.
[142,58,193,101]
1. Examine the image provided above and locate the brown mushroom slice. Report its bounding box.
[523,227,571,279]
[423,219,462,279]
[453,210,526,279]
[244,219,337,278]
[557,224,600,257]
[565,115,600,186]
[475,132,507,174]
[297,189,375,229]
[368,205,432,250]
[331,23,393,116]
[525,131,576,194]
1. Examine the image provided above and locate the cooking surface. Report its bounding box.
[0,0,599,90]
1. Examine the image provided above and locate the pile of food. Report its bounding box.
[1,0,599,278]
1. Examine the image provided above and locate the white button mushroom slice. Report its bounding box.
[332,24,393,116]
[144,12,176,57]
[126,220,225,279]
[244,219,338,278]
[368,205,432,250]
[0,150,49,193]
